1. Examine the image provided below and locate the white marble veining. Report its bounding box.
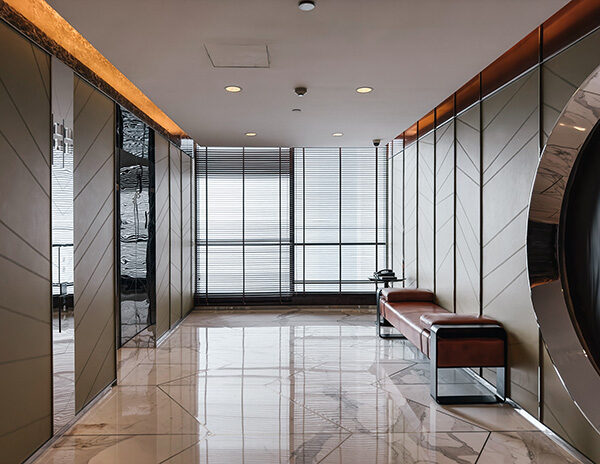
[35,309,587,463]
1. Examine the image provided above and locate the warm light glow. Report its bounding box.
[225,85,242,93]
[574,126,587,132]
[332,132,343,137]
[245,132,257,137]
[356,86,373,94]
[5,0,185,137]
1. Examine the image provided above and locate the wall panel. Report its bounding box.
[181,154,193,315]
[434,121,454,310]
[155,135,170,337]
[391,148,403,282]
[417,132,435,291]
[169,144,182,326]
[403,143,417,287]
[0,20,52,463]
[455,104,481,316]
[73,77,116,411]
[481,70,539,415]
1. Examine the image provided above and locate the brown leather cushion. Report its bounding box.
[382,301,446,356]
[436,337,505,368]
[381,288,434,302]
[419,313,500,330]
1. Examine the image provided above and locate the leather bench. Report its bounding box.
[377,287,506,404]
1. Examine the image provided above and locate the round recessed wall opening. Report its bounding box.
[562,118,600,372]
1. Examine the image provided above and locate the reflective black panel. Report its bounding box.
[117,108,155,345]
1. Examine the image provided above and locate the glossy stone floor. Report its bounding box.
[35,309,585,463]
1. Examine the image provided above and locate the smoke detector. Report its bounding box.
[298,1,315,11]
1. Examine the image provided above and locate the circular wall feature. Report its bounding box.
[528,65,600,433]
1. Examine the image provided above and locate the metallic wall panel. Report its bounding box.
[0,20,52,463]
[482,69,540,415]
[417,132,435,292]
[434,121,455,311]
[73,77,116,412]
[155,135,170,337]
[403,143,417,287]
[169,144,182,326]
[181,154,193,315]
[455,104,480,316]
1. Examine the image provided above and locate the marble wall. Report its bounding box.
[388,27,600,462]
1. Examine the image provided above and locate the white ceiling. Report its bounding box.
[49,0,568,147]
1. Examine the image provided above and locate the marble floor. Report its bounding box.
[34,309,586,463]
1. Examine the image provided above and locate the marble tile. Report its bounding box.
[163,433,350,463]
[35,309,587,464]
[478,431,583,463]
[377,379,538,432]
[320,432,489,464]
[66,386,208,436]
[34,434,200,463]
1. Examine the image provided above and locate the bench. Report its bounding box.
[377,287,506,404]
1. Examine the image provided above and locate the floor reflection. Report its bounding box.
[36,309,584,463]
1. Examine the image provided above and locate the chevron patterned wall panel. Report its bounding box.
[403,143,417,287]
[181,154,193,315]
[170,144,182,327]
[0,21,52,463]
[73,77,116,412]
[455,104,481,316]
[155,135,170,337]
[434,121,455,310]
[417,132,435,292]
[542,28,600,146]
[482,69,540,415]
[391,148,404,283]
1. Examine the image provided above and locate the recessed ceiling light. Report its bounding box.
[332,132,343,137]
[292,108,302,112]
[356,86,373,94]
[245,132,257,137]
[298,0,315,11]
[225,85,242,93]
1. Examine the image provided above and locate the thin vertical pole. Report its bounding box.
[375,146,379,274]
[279,147,282,303]
[339,147,342,294]
[302,148,306,294]
[205,146,208,303]
[242,147,245,303]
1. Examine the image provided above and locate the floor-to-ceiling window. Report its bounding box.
[195,146,386,303]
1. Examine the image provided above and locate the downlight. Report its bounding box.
[332,132,343,137]
[225,85,242,93]
[356,86,373,94]
[298,1,316,11]
[245,132,257,137]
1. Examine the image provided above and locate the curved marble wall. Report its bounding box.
[529,64,600,433]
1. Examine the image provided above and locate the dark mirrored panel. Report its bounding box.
[117,108,155,346]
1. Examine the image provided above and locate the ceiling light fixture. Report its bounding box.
[292,108,302,112]
[225,85,242,93]
[356,86,373,94]
[298,0,316,11]
[245,132,257,137]
[332,132,343,137]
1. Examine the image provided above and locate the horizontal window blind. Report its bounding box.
[195,146,386,301]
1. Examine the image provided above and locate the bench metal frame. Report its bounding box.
[376,289,406,339]
[429,324,507,404]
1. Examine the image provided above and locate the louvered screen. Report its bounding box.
[195,146,386,302]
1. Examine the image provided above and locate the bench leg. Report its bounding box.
[430,324,506,404]
[376,289,406,339]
